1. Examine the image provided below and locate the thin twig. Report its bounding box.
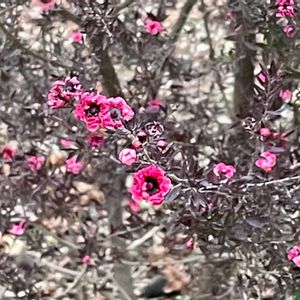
[245,175,300,187]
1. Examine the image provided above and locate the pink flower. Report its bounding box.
[71,31,83,43]
[276,0,294,5]
[186,238,194,250]
[276,6,295,18]
[81,255,91,265]
[74,92,107,131]
[2,145,16,161]
[87,135,104,148]
[260,128,272,138]
[132,138,142,149]
[293,256,300,267]
[32,0,57,11]
[146,20,163,36]
[283,24,295,38]
[129,201,141,213]
[9,220,26,236]
[157,140,167,148]
[118,148,137,166]
[27,155,45,172]
[255,151,277,173]
[288,245,300,260]
[60,139,73,148]
[131,164,172,205]
[148,98,162,110]
[213,162,236,179]
[280,89,292,102]
[102,97,134,129]
[66,156,84,174]
[48,76,82,109]
[257,71,267,83]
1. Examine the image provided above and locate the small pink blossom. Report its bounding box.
[129,201,141,213]
[186,238,195,250]
[146,20,163,36]
[288,245,300,260]
[87,135,104,148]
[48,76,82,109]
[118,148,137,166]
[157,140,167,148]
[148,98,162,110]
[257,71,267,83]
[132,138,142,149]
[2,145,16,161]
[276,6,295,18]
[280,89,292,102]
[102,97,135,129]
[71,31,83,43]
[9,220,26,236]
[32,0,57,11]
[260,128,272,138]
[283,24,295,38]
[213,162,236,179]
[60,139,73,148]
[66,156,84,174]
[255,151,277,173]
[81,255,91,265]
[131,164,172,205]
[276,0,294,5]
[27,155,45,172]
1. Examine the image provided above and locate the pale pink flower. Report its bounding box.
[9,220,26,236]
[283,24,295,38]
[81,255,91,265]
[293,256,300,267]
[157,140,167,148]
[118,148,137,166]
[60,139,73,148]
[213,162,236,179]
[146,20,163,36]
[288,245,300,260]
[66,156,84,174]
[71,31,83,43]
[129,201,141,213]
[260,128,272,138]
[27,155,45,172]
[32,0,57,12]
[186,238,194,250]
[2,145,16,161]
[280,89,292,102]
[255,151,277,173]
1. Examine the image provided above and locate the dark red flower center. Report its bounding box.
[64,82,76,93]
[145,177,159,195]
[86,104,100,117]
[110,108,121,120]
[41,0,52,3]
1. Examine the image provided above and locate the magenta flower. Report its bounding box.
[148,98,162,110]
[87,135,104,148]
[118,148,137,166]
[276,6,295,18]
[186,238,195,250]
[48,76,82,109]
[260,128,272,138]
[288,244,300,267]
[32,0,57,11]
[66,156,84,174]
[276,0,294,5]
[102,97,134,129]
[213,162,236,179]
[60,139,74,148]
[81,255,92,265]
[131,164,172,205]
[146,20,163,36]
[255,151,277,173]
[2,145,16,161]
[74,92,107,132]
[9,220,26,236]
[257,71,267,83]
[71,31,83,43]
[27,155,45,172]
[280,89,292,102]
[131,138,142,149]
[283,24,295,38]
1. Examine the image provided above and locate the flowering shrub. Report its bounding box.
[1,0,300,299]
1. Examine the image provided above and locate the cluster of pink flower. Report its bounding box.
[275,0,296,37]
[213,162,236,180]
[288,244,300,267]
[255,151,277,173]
